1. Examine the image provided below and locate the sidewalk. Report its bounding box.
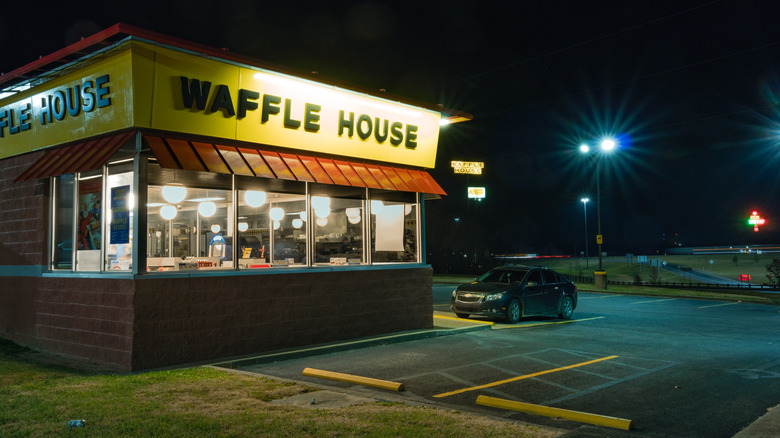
[732,404,780,438]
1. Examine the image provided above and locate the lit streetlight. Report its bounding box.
[579,137,618,288]
[580,198,589,268]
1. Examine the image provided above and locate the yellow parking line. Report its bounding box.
[302,368,405,391]
[495,316,604,329]
[476,395,633,430]
[433,314,495,326]
[433,355,618,398]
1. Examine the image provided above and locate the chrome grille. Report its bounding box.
[456,293,482,303]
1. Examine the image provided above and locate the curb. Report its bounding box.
[212,319,490,370]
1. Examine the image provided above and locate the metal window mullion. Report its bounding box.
[231,174,238,271]
[49,177,56,271]
[364,188,371,265]
[132,132,148,276]
[101,164,108,272]
[71,174,79,271]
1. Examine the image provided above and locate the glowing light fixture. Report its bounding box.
[161,185,187,203]
[315,206,331,219]
[238,222,249,232]
[345,207,360,219]
[245,190,267,207]
[348,215,361,224]
[273,220,280,230]
[270,207,285,221]
[311,196,330,209]
[211,224,221,233]
[371,200,384,214]
[198,201,217,217]
[600,138,617,152]
[292,218,303,228]
[316,217,328,227]
[160,204,177,220]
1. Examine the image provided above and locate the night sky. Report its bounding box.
[2,0,780,261]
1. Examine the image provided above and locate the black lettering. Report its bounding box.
[0,109,7,137]
[65,85,81,117]
[374,118,389,142]
[209,84,235,116]
[338,110,354,136]
[8,108,19,134]
[237,89,259,118]
[52,91,66,121]
[81,80,95,112]
[94,74,111,108]
[389,122,403,146]
[39,96,52,125]
[304,103,320,132]
[283,98,301,128]
[404,125,418,149]
[19,103,31,132]
[262,94,281,123]
[180,76,211,110]
[357,114,372,140]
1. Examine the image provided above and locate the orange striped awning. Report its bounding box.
[14,131,136,182]
[144,136,446,196]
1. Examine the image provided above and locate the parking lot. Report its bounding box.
[233,287,780,437]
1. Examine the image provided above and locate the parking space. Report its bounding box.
[235,290,780,437]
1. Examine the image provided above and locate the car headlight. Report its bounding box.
[484,292,505,301]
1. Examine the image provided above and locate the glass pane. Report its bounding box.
[76,174,103,271]
[270,195,306,266]
[313,196,364,265]
[52,175,74,270]
[105,170,133,271]
[237,189,271,269]
[146,184,233,271]
[371,201,418,263]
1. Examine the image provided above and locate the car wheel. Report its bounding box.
[505,299,521,324]
[455,313,469,319]
[558,296,574,320]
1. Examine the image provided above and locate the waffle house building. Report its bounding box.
[0,24,468,371]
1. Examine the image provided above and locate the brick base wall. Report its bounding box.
[1,267,433,371]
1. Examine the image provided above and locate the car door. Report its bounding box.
[539,269,562,313]
[522,270,546,315]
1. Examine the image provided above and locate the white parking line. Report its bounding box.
[698,302,740,309]
[630,298,678,305]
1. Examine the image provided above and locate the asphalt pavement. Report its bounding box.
[211,285,780,437]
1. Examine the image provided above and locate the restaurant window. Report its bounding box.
[75,171,103,271]
[51,174,75,270]
[270,194,307,266]
[105,164,134,271]
[146,166,233,271]
[311,186,365,266]
[370,191,419,263]
[236,177,308,269]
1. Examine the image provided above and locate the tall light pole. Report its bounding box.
[580,198,589,268]
[579,137,617,286]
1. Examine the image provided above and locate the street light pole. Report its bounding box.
[596,160,603,271]
[581,198,589,269]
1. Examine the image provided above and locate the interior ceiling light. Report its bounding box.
[162,185,187,204]
[270,207,285,221]
[245,190,267,208]
[160,204,178,220]
[198,201,217,217]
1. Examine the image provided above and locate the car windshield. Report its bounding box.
[478,269,528,284]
